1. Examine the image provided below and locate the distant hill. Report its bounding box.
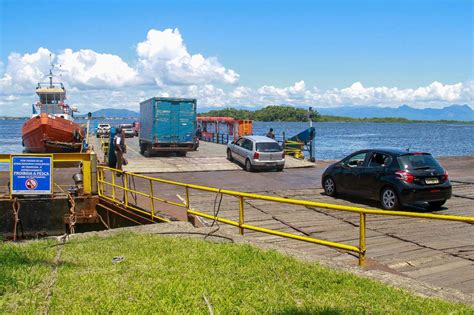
[85,104,473,121]
[317,104,473,121]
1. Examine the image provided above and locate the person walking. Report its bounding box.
[266,128,275,139]
[114,127,126,175]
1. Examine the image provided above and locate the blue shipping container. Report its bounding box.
[139,97,197,155]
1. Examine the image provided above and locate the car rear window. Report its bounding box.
[256,142,281,152]
[121,124,133,129]
[397,154,441,170]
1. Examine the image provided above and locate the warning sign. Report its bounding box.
[11,156,52,195]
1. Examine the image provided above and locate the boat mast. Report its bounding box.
[49,53,54,88]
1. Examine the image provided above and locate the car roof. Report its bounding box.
[243,135,278,142]
[353,148,430,156]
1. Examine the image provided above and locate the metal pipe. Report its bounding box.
[359,213,366,267]
[239,196,244,235]
[149,179,155,219]
[187,209,360,253]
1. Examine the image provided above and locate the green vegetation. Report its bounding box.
[1,232,472,313]
[199,105,320,122]
[199,106,474,123]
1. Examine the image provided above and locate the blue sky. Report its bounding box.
[0,0,472,115]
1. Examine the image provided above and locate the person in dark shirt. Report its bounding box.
[114,127,127,176]
[266,128,275,139]
[196,125,202,139]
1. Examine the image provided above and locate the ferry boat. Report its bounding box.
[22,67,84,153]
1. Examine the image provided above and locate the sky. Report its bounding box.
[0,0,472,116]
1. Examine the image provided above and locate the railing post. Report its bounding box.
[111,170,116,201]
[123,172,129,206]
[97,168,102,196]
[239,196,244,235]
[149,179,155,219]
[359,212,366,267]
[185,186,190,209]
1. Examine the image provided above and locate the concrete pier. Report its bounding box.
[93,137,315,173]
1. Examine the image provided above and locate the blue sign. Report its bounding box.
[11,156,53,195]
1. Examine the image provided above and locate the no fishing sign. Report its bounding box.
[11,155,53,195]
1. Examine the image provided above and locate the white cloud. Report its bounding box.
[0,27,472,117]
[136,28,239,86]
[0,47,52,94]
[57,49,138,89]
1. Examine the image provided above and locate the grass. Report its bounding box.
[1,232,472,314]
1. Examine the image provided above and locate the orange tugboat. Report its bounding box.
[22,67,84,153]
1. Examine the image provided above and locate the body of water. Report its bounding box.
[1,119,472,161]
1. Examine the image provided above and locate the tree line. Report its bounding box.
[198,105,474,124]
[198,105,319,122]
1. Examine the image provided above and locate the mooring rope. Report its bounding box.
[54,183,76,234]
[12,197,20,241]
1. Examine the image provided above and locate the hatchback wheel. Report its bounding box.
[428,200,446,210]
[323,177,337,196]
[380,187,400,210]
[227,149,233,161]
[245,159,253,172]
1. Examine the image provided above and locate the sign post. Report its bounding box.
[10,155,53,196]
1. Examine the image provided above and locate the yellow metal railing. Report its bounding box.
[97,165,474,267]
[0,153,95,197]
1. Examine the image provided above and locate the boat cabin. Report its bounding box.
[33,70,76,119]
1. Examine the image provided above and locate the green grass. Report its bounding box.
[1,233,472,314]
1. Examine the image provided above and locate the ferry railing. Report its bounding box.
[0,153,95,197]
[96,165,474,267]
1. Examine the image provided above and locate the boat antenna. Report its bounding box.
[48,53,62,87]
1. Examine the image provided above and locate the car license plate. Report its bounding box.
[266,163,276,166]
[425,178,439,185]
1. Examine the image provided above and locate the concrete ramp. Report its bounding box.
[92,137,314,173]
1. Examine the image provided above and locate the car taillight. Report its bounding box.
[442,170,448,181]
[395,170,414,183]
[253,152,260,159]
[282,151,285,158]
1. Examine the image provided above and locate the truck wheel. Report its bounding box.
[177,151,186,157]
[139,143,145,155]
[144,144,152,157]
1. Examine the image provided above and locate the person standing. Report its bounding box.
[266,128,275,139]
[114,127,126,175]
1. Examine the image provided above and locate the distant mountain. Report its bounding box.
[84,108,139,118]
[317,104,474,121]
[86,105,473,121]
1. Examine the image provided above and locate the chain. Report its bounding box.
[67,192,76,234]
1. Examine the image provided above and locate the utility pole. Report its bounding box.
[308,107,315,162]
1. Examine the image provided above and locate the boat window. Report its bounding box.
[256,142,281,152]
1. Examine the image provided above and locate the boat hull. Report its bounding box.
[22,113,84,153]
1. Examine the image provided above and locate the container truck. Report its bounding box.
[139,97,198,157]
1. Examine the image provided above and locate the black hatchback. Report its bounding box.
[321,149,452,210]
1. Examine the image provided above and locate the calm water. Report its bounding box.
[1,119,473,160]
